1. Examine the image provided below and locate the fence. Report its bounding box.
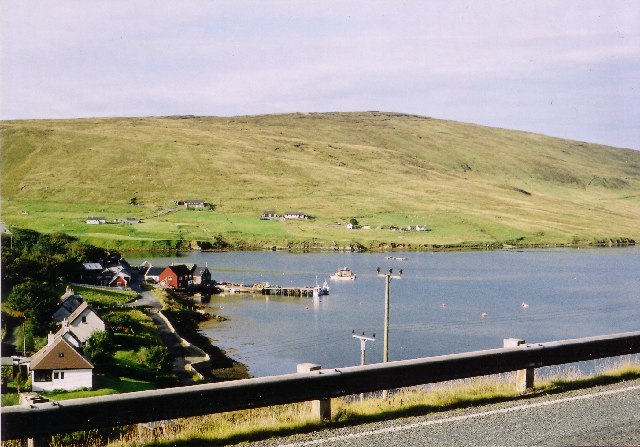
[2,331,639,442]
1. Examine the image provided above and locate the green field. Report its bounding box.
[2,112,639,250]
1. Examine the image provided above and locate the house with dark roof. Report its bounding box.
[52,288,84,323]
[176,199,210,209]
[192,266,212,286]
[81,262,103,283]
[159,265,193,289]
[260,211,281,220]
[144,266,165,283]
[139,260,153,274]
[95,259,134,287]
[30,335,93,392]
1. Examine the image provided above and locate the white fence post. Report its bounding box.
[504,338,534,393]
[297,363,331,421]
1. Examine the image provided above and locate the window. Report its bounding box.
[58,352,64,358]
[54,371,65,380]
[34,370,52,382]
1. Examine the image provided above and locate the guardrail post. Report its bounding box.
[297,363,331,421]
[20,393,51,447]
[504,338,534,393]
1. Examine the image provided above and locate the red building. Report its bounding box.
[158,265,193,289]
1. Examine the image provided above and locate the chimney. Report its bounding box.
[47,332,55,346]
[62,319,69,329]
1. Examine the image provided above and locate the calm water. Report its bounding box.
[132,248,640,377]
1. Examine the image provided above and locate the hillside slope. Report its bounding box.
[1,112,639,250]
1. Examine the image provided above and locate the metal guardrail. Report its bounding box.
[2,331,639,440]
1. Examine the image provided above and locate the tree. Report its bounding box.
[349,218,359,227]
[6,281,58,335]
[84,330,114,369]
[10,228,41,255]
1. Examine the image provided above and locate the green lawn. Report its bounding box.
[72,285,138,308]
[41,375,155,401]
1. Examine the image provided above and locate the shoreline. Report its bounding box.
[117,239,636,256]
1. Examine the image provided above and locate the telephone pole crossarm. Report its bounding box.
[352,331,375,366]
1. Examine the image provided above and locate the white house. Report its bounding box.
[29,335,93,392]
[62,301,106,344]
[283,212,309,219]
[86,216,106,225]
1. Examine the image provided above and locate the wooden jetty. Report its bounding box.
[219,283,316,297]
[262,286,316,297]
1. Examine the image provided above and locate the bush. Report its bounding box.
[139,346,172,373]
[84,330,115,369]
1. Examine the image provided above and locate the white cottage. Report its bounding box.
[29,336,93,392]
[62,301,106,344]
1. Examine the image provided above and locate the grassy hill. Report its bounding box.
[1,112,639,251]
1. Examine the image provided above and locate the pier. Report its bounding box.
[262,286,316,297]
[219,283,316,297]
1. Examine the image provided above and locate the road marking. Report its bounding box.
[279,384,640,446]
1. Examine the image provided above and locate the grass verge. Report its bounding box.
[100,358,640,447]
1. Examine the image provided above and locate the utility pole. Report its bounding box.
[378,268,401,398]
[352,330,375,401]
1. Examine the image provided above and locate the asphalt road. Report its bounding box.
[244,379,640,447]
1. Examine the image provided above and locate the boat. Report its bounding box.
[313,277,330,296]
[330,267,357,280]
[386,256,408,261]
[313,279,330,297]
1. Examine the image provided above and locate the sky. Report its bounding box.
[1,1,639,149]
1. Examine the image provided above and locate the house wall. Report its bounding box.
[70,309,106,343]
[110,276,128,287]
[31,369,92,392]
[159,269,191,289]
[159,271,178,288]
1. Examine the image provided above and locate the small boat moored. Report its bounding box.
[313,278,330,296]
[330,267,357,280]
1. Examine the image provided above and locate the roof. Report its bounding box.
[52,294,84,322]
[0,222,11,235]
[83,263,103,270]
[86,216,106,220]
[145,266,165,276]
[59,294,83,313]
[66,301,102,326]
[163,264,192,277]
[55,327,83,346]
[193,266,209,276]
[30,337,93,370]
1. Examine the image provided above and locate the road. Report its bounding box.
[127,283,195,384]
[244,379,640,446]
